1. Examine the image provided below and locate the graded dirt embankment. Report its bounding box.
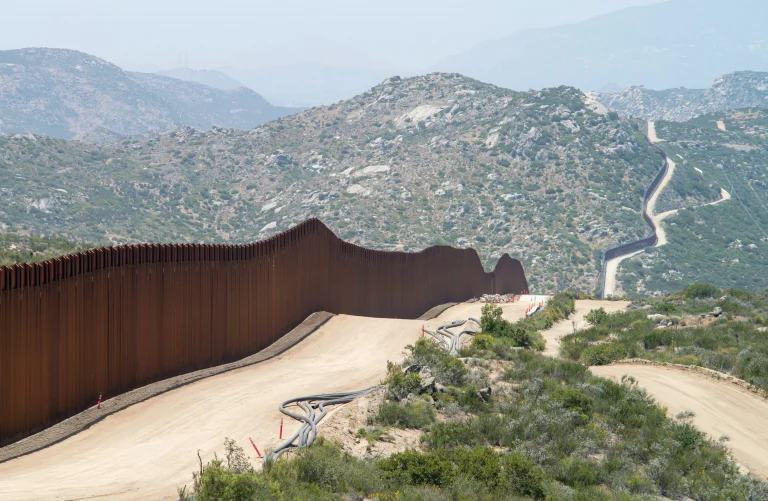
[591,363,768,479]
[0,301,529,501]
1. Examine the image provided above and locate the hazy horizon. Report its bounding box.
[2,0,664,73]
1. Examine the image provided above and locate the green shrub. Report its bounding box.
[685,282,722,299]
[585,307,608,325]
[423,421,483,449]
[376,400,436,429]
[453,447,502,490]
[553,386,593,418]
[557,457,601,487]
[642,329,674,349]
[194,461,270,501]
[627,473,656,494]
[736,349,768,388]
[378,450,455,487]
[501,451,547,500]
[581,343,626,366]
[471,333,495,350]
[406,338,468,386]
[386,371,422,401]
[480,303,547,350]
[480,304,504,333]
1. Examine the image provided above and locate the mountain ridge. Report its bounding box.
[0,48,299,144]
[0,72,663,293]
[593,71,768,121]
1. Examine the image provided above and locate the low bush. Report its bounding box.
[386,370,422,401]
[378,449,455,487]
[376,400,436,429]
[500,451,547,499]
[470,333,494,350]
[581,342,627,366]
[585,307,608,325]
[685,282,722,299]
[406,338,468,386]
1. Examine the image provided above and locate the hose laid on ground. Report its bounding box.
[267,318,480,462]
[267,386,379,461]
[424,317,480,355]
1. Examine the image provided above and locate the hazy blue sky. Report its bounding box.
[2,0,664,71]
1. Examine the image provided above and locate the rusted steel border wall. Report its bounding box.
[0,218,527,446]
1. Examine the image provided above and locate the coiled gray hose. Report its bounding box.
[266,318,480,462]
[424,317,480,355]
[267,386,378,461]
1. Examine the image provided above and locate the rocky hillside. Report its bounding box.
[0,48,298,144]
[594,71,768,122]
[0,73,663,293]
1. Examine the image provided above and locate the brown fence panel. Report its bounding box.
[0,218,527,446]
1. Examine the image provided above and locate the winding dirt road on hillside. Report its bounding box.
[0,301,532,501]
[603,121,729,296]
[537,301,768,479]
[591,364,768,479]
[602,122,675,296]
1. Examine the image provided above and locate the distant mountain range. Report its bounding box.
[434,0,768,92]
[221,64,396,107]
[0,48,299,144]
[156,67,244,90]
[592,71,768,121]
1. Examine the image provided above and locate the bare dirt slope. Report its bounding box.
[541,300,630,356]
[0,315,422,501]
[0,302,529,501]
[591,364,768,479]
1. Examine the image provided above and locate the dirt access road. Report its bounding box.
[540,300,630,356]
[602,122,676,297]
[0,301,531,501]
[603,122,732,297]
[592,364,768,479]
[538,301,768,478]
[645,121,677,247]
